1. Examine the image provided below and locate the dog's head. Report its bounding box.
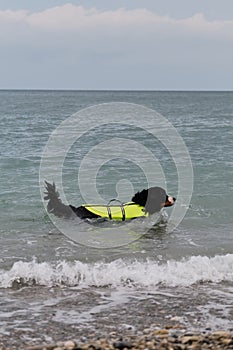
[131,186,176,214]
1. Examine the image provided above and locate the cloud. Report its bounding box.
[1,4,233,39]
[0,4,232,59]
[1,4,233,89]
[0,8,27,22]
[0,6,232,67]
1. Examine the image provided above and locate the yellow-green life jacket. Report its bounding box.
[83,201,148,221]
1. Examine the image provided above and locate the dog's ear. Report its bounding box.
[145,187,166,214]
[131,189,148,207]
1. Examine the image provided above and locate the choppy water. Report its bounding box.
[0,90,233,348]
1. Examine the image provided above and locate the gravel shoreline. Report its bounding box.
[2,329,233,350]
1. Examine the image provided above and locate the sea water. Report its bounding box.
[0,90,233,347]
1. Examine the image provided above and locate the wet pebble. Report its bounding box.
[64,341,76,350]
[113,340,132,349]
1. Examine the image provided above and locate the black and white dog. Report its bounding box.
[44,181,175,221]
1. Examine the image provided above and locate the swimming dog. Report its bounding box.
[44,181,175,221]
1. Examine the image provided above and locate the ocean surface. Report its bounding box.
[0,90,233,348]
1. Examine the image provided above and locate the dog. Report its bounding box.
[44,181,175,221]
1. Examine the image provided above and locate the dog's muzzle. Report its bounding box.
[164,195,176,207]
[168,196,175,204]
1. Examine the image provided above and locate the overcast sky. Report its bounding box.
[0,0,233,90]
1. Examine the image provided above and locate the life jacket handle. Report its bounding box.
[106,199,125,221]
[107,198,124,206]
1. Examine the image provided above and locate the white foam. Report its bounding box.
[0,254,233,289]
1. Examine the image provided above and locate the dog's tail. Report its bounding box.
[44,181,73,218]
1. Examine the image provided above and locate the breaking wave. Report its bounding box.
[0,254,233,289]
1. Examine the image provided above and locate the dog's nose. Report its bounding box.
[168,196,175,204]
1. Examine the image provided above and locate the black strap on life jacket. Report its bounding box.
[107,206,112,220]
[121,205,126,221]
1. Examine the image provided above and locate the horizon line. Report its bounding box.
[0,88,233,92]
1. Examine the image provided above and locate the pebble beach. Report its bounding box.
[1,329,233,350]
[12,331,233,350]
